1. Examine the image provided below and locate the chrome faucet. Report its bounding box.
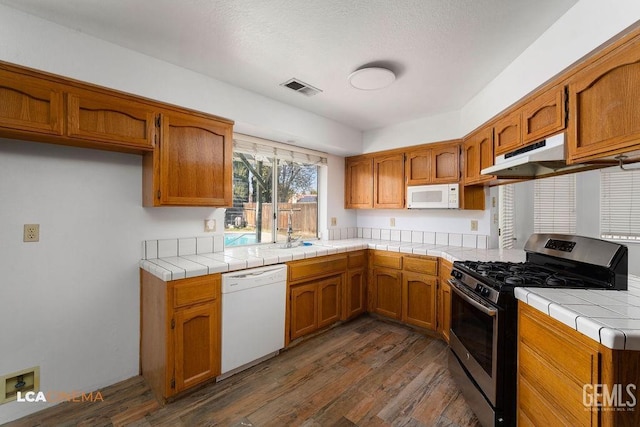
[284,212,296,248]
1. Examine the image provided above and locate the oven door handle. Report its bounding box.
[449,280,498,317]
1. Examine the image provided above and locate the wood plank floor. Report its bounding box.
[3,316,480,427]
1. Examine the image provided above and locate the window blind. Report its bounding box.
[533,174,576,234]
[499,184,516,249]
[600,168,640,241]
[233,133,328,165]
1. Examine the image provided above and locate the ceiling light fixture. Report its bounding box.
[348,67,396,90]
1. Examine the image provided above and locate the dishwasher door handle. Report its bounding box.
[224,266,285,280]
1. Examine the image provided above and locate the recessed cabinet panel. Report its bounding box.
[66,90,155,150]
[522,86,566,144]
[494,111,521,156]
[290,283,318,340]
[463,127,493,185]
[174,302,218,392]
[373,154,404,208]
[372,268,402,319]
[344,157,373,209]
[567,35,640,163]
[405,149,431,186]
[402,273,436,329]
[0,69,63,136]
[431,145,460,183]
[157,112,233,206]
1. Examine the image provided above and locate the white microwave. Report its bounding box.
[406,183,459,209]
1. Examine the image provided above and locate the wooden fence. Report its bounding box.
[242,203,317,236]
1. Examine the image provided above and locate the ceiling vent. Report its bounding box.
[280,78,322,97]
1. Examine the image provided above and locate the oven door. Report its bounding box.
[449,279,500,406]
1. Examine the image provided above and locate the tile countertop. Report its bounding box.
[139,238,525,282]
[515,277,640,351]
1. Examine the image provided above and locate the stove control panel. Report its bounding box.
[544,239,577,252]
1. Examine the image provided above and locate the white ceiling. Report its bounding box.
[0,0,578,131]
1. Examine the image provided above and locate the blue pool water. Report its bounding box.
[224,234,258,247]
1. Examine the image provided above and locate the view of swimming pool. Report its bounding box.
[224,233,258,247]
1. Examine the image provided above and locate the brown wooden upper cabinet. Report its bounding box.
[567,33,640,164]
[463,126,494,185]
[373,153,405,208]
[66,88,156,150]
[493,110,521,156]
[521,85,566,145]
[405,142,460,185]
[143,111,233,207]
[344,156,374,209]
[0,67,64,137]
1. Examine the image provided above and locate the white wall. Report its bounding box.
[461,0,640,133]
[0,5,358,423]
[355,0,640,239]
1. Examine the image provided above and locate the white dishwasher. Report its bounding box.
[220,264,287,379]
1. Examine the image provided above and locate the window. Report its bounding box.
[225,134,326,247]
[601,168,640,241]
[499,184,516,249]
[534,174,576,234]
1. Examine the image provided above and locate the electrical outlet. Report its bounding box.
[390,218,396,227]
[204,219,216,232]
[23,224,39,242]
[331,217,337,227]
[492,197,496,208]
[470,220,478,231]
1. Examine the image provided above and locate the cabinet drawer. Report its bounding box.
[348,250,367,269]
[288,254,348,283]
[370,251,403,270]
[403,256,438,275]
[173,275,219,308]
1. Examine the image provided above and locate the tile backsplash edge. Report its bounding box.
[328,227,490,249]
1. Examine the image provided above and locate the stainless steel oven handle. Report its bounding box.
[449,280,498,317]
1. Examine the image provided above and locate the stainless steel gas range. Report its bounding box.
[447,233,628,427]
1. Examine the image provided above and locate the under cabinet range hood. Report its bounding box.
[481,133,589,179]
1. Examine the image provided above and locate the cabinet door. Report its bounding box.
[431,144,460,183]
[494,111,522,156]
[463,127,494,185]
[66,89,155,150]
[0,68,63,136]
[405,148,431,186]
[174,301,219,393]
[371,268,402,319]
[518,303,600,426]
[290,283,318,340]
[318,276,341,328]
[373,153,405,208]
[344,157,373,209]
[402,272,436,330]
[521,85,566,144]
[438,259,453,342]
[440,282,451,343]
[157,112,233,206]
[567,36,640,163]
[345,268,366,319]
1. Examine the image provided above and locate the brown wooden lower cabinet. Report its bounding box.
[289,275,342,341]
[140,270,221,401]
[368,251,439,331]
[345,267,366,319]
[289,282,318,340]
[371,267,403,319]
[402,272,436,329]
[518,302,640,426]
[438,258,453,342]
